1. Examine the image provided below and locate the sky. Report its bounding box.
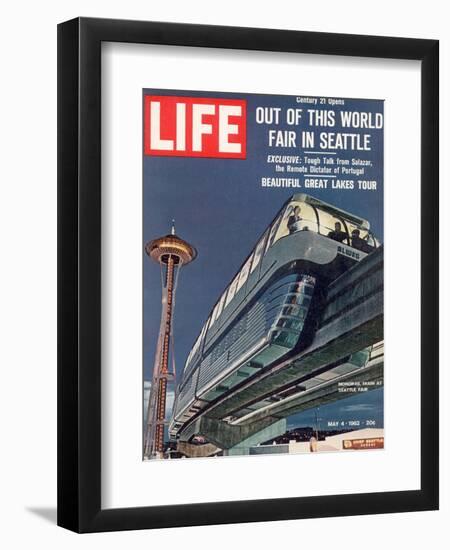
[143,88,384,430]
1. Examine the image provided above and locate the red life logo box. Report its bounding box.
[144,95,246,159]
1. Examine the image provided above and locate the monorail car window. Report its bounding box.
[211,289,227,327]
[345,221,379,252]
[265,213,283,253]
[250,229,269,274]
[283,302,310,317]
[276,317,304,331]
[185,336,199,371]
[236,253,253,294]
[272,330,298,348]
[316,208,348,241]
[273,201,319,244]
[210,301,221,326]
[201,317,209,340]
[199,316,211,345]
[225,273,240,308]
[344,220,369,245]
[366,232,379,248]
[185,315,210,368]
[215,291,227,321]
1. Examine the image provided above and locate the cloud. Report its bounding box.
[342,404,375,412]
[143,379,175,421]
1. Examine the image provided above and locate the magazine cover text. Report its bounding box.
[142,90,384,460]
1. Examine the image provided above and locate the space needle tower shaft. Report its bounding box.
[144,222,197,459]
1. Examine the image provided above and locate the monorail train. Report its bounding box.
[169,193,381,439]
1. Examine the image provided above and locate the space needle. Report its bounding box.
[144,221,197,459]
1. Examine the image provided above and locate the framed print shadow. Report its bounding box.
[57,17,439,533]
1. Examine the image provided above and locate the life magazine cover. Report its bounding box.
[142,89,384,460]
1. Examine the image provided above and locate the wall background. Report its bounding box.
[0,0,446,547]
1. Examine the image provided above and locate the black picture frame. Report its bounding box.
[57,17,439,533]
